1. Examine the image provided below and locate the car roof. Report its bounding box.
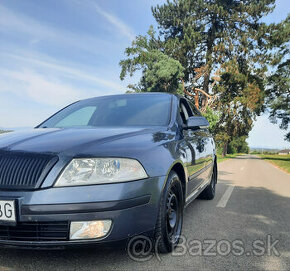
[80,92,181,103]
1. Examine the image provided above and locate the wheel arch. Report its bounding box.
[163,161,187,206]
[214,154,218,183]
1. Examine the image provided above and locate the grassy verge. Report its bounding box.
[258,154,290,173]
[217,153,245,163]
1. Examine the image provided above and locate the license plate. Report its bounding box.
[0,200,16,223]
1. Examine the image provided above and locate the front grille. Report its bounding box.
[0,222,69,241]
[0,151,58,190]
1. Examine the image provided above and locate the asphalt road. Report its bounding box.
[0,155,289,271]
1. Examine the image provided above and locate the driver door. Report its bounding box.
[179,99,208,198]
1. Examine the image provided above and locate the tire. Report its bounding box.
[199,162,217,200]
[154,171,184,253]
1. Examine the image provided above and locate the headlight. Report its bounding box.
[54,158,148,187]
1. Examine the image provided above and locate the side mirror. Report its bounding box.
[186,116,209,129]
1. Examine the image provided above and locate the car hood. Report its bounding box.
[0,127,165,156]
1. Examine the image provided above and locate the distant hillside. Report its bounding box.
[0,130,11,134]
[250,147,280,153]
[0,127,32,131]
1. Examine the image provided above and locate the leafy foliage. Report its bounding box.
[213,57,265,155]
[266,15,290,141]
[120,27,184,93]
[151,0,274,93]
[228,136,250,154]
[119,0,288,154]
[202,107,219,133]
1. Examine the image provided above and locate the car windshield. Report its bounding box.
[38,94,172,128]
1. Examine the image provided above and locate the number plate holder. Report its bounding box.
[0,200,17,226]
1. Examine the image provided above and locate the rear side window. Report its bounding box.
[179,99,194,124]
[188,100,202,116]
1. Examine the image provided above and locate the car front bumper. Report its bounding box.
[0,176,166,248]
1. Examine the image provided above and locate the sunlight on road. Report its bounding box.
[219,155,290,198]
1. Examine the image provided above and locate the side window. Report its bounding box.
[179,100,193,124]
[188,100,202,116]
[55,106,96,127]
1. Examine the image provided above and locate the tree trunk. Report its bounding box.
[194,89,199,109]
[222,142,228,157]
[203,72,210,94]
[202,18,217,107]
[202,74,210,108]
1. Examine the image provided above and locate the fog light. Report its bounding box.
[70,220,112,240]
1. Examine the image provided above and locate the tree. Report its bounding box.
[212,57,265,155]
[202,107,219,133]
[121,0,276,95]
[151,0,274,96]
[228,136,249,154]
[120,0,282,155]
[120,27,184,93]
[266,15,290,141]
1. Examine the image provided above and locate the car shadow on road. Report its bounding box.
[0,186,289,271]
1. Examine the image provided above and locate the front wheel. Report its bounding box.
[154,171,183,253]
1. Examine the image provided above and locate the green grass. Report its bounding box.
[217,153,245,163]
[258,154,290,173]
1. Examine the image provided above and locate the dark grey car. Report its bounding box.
[0,93,217,252]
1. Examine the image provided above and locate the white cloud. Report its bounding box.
[0,1,133,127]
[76,0,135,40]
[0,95,51,128]
[0,70,84,106]
[0,64,123,127]
[2,52,125,91]
[0,4,113,55]
[94,4,135,40]
[0,51,126,109]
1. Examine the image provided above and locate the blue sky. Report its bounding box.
[0,0,289,149]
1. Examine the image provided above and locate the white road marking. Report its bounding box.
[217,186,235,208]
